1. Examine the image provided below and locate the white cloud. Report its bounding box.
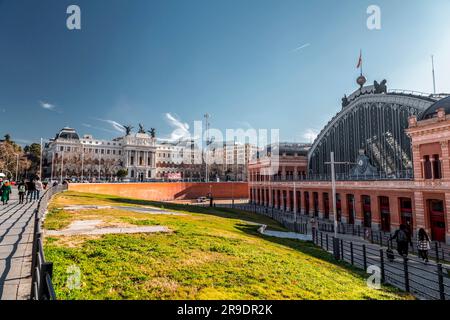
[302,128,319,143]
[94,118,126,133]
[163,113,192,142]
[82,123,117,135]
[39,101,56,111]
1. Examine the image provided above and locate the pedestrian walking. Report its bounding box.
[1,180,12,205]
[417,228,431,263]
[390,224,412,257]
[26,179,36,202]
[310,217,318,238]
[17,180,27,204]
[35,178,43,200]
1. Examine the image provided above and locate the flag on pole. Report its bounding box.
[356,50,362,69]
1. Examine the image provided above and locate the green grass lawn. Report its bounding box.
[43,191,412,300]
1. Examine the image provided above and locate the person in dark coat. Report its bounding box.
[26,179,36,202]
[390,224,413,257]
[17,181,27,204]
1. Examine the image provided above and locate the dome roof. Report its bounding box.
[56,127,80,140]
[419,96,450,120]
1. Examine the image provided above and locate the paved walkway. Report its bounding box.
[0,188,37,300]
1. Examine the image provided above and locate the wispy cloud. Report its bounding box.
[14,138,34,145]
[82,123,118,135]
[94,118,126,133]
[161,113,193,142]
[291,43,311,53]
[39,101,57,111]
[302,128,319,143]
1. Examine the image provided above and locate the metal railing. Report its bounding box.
[216,203,309,234]
[254,170,414,183]
[30,184,67,300]
[315,221,450,263]
[227,202,450,300]
[313,230,450,300]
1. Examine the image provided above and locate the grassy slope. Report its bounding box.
[44,191,411,300]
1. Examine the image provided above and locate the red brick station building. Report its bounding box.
[249,82,450,244]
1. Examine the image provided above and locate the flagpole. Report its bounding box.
[431,55,436,94]
[360,50,363,76]
[39,138,43,179]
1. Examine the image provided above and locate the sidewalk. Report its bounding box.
[0,189,38,300]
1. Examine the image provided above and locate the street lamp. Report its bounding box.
[15,153,19,182]
[325,152,355,242]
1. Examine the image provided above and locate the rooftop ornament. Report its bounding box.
[123,125,133,136]
[374,79,387,94]
[138,123,146,134]
[357,75,367,89]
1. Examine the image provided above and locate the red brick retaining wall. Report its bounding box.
[68,182,249,201]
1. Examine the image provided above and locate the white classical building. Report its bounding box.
[43,127,259,182]
[43,127,157,181]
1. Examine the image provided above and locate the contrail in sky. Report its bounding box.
[292,43,311,52]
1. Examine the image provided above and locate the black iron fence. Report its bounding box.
[315,220,450,263]
[313,230,450,300]
[229,203,450,263]
[222,202,450,300]
[215,203,309,235]
[30,184,67,300]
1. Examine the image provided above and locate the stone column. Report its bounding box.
[370,194,381,231]
[286,189,291,212]
[300,190,306,215]
[389,195,400,232]
[412,144,423,180]
[445,193,450,244]
[354,193,363,226]
[414,191,427,231]
[341,193,348,223]
[274,189,279,209]
[293,188,298,214]
[431,158,435,180]
[269,186,273,207]
[440,141,450,180]
[420,159,425,179]
[318,192,324,219]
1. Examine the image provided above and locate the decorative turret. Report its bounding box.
[357,75,367,89]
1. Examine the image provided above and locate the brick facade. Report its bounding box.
[249,108,450,244]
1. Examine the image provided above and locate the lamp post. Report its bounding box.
[39,137,43,179]
[325,152,355,239]
[51,151,55,182]
[81,150,84,182]
[60,150,64,183]
[15,153,19,182]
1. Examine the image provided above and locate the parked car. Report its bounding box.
[196,196,208,203]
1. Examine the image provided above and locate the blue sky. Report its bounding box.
[1,0,450,145]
